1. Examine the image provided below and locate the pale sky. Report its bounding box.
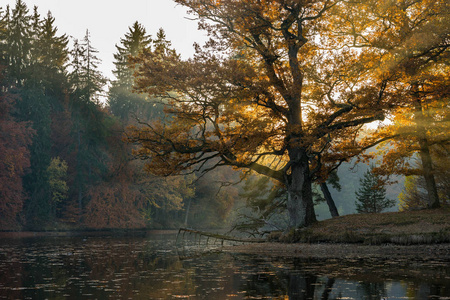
[2,0,207,80]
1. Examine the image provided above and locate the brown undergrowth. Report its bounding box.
[273,208,450,245]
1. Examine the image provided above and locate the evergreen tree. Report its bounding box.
[14,4,71,228]
[0,6,10,67]
[355,167,395,213]
[81,29,106,105]
[109,22,153,121]
[1,2,73,228]
[32,11,69,95]
[69,30,106,105]
[26,6,41,88]
[7,0,32,87]
[68,31,108,216]
[68,38,84,95]
[113,21,151,89]
[153,28,177,58]
[3,1,50,228]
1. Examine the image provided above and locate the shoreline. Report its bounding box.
[224,242,450,259]
[0,229,179,239]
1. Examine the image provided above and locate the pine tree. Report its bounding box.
[7,0,32,87]
[4,1,52,228]
[68,38,84,94]
[355,167,395,213]
[33,11,69,95]
[113,21,151,89]
[0,5,11,69]
[68,30,108,217]
[81,29,106,105]
[69,30,106,105]
[153,28,177,58]
[10,4,72,228]
[109,21,152,121]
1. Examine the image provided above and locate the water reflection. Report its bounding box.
[0,233,448,299]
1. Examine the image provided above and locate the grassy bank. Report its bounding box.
[275,208,450,245]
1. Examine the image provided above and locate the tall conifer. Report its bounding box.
[8,0,32,87]
[0,6,11,70]
[34,11,69,95]
[109,21,152,121]
[68,30,108,216]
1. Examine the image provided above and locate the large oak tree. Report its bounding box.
[128,0,402,228]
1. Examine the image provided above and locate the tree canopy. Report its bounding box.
[127,0,419,228]
[362,0,449,208]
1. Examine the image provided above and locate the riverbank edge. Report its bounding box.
[224,242,450,259]
[0,229,179,239]
[224,209,450,258]
[270,208,450,244]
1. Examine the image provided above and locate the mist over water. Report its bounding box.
[0,232,449,299]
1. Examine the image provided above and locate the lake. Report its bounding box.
[0,231,449,299]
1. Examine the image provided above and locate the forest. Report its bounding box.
[0,0,448,232]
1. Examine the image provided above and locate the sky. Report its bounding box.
[2,0,208,80]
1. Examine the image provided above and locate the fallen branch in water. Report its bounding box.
[177,228,266,244]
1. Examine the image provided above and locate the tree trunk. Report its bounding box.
[413,87,440,208]
[286,148,317,228]
[418,138,440,208]
[77,128,83,214]
[320,182,339,217]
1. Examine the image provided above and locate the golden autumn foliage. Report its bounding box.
[357,0,450,208]
[128,0,449,227]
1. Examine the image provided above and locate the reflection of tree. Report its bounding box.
[241,267,288,298]
[405,281,450,299]
[235,256,340,299]
[356,282,387,300]
[321,278,336,300]
[288,273,317,300]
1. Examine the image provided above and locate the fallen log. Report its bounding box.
[176,228,266,245]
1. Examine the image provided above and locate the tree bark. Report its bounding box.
[286,148,317,228]
[413,87,440,208]
[418,138,440,208]
[320,182,339,217]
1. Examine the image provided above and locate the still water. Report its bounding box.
[0,232,449,299]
